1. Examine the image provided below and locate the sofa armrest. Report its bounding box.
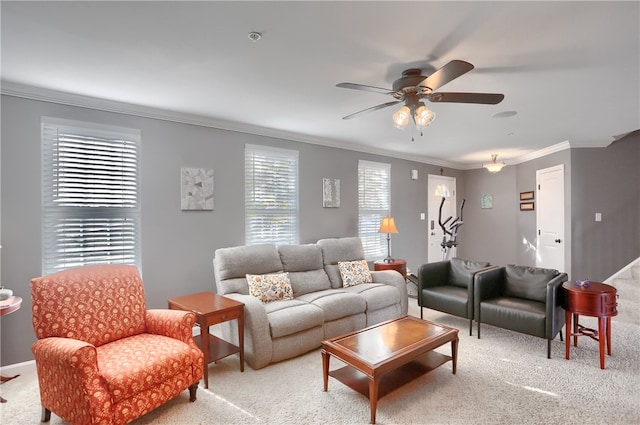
[146,309,197,342]
[546,272,568,333]
[32,337,110,423]
[371,270,408,315]
[416,261,449,307]
[417,261,450,289]
[220,293,274,369]
[474,267,505,318]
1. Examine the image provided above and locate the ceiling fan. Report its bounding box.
[337,60,504,131]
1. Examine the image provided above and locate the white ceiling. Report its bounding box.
[2,1,639,168]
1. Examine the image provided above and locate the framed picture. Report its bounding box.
[480,194,493,209]
[322,178,340,208]
[520,201,534,211]
[181,167,214,210]
[520,191,534,201]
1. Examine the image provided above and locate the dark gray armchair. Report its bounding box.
[417,258,493,335]
[474,264,568,358]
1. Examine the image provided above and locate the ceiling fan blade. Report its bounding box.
[342,100,401,120]
[428,92,505,105]
[418,60,475,92]
[336,82,395,96]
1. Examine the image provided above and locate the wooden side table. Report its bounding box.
[563,281,617,369]
[374,259,407,280]
[168,292,244,388]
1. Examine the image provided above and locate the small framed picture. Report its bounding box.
[480,194,493,209]
[520,191,534,201]
[520,202,535,211]
[322,178,340,208]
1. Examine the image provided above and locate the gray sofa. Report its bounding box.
[213,237,408,369]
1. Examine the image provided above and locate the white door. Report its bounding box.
[427,175,456,263]
[536,165,565,272]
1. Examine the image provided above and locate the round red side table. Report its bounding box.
[0,296,23,402]
[374,259,407,280]
[563,281,617,369]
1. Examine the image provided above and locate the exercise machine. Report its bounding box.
[438,197,465,261]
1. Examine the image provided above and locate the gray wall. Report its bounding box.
[515,149,573,276]
[0,95,440,364]
[570,132,640,281]
[460,165,518,266]
[1,94,638,365]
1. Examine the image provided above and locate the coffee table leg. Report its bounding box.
[322,350,330,391]
[369,378,379,424]
[451,337,458,374]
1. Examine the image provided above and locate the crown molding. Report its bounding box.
[0,81,549,170]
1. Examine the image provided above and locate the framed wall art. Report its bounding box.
[520,191,534,201]
[520,201,534,211]
[481,193,493,209]
[181,167,214,210]
[322,178,340,208]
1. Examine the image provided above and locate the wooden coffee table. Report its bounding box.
[321,315,459,424]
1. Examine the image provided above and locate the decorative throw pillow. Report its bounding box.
[338,260,372,287]
[246,273,294,303]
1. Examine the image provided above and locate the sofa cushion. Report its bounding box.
[297,289,366,321]
[318,237,366,288]
[278,244,324,271]
[505,264,558,302]
[278,244,331,295]
[342,283,400,312]
[264,299,324,338]
[287,270,331,297]
[450,258,491,288]
[215,244,282,280]
[338,260,372,287]
[247,273,294,303]
[97,333,196,404]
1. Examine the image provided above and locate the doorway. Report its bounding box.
[536,164,565,272]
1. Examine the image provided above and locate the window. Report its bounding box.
[358,160,391,259]
[245,144,299,246]
[41,117,141,274]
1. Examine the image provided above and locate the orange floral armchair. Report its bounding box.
[30,265,204,425]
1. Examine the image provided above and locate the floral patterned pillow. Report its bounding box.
[338,260,372,287]
[246,273,294,303]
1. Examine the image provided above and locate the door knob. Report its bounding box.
[555,239,562,243]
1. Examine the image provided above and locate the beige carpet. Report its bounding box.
[2,298,639,425]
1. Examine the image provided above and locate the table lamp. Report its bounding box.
[378,217,398,263]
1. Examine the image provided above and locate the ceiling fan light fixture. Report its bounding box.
[483,154,506,173]
[392,106,411,129]
[414,104,436,129]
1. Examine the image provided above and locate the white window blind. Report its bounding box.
[41,117,141,274]
[358,160,391,259]
[245,144,299,246]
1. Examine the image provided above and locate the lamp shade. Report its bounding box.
[392,106,410,129]
[378,217,398,234]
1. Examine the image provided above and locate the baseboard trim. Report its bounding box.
[605,257,640,283]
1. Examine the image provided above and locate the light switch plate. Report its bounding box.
[595,213,602,222]
[411,169,418,180]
